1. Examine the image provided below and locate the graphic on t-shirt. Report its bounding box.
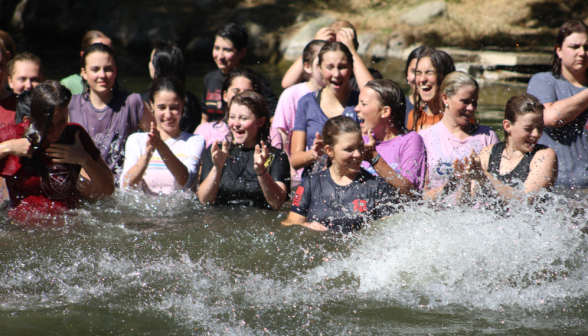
[293,186,304,207]
[41,164,78,200]
[351,199,367,212]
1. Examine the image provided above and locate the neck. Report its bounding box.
[329,164,358,185]
[504,140,524,159]
[221,62,240,75]
[89,90,113,108]
[424,99,442,116]
[373,121,401,142]
[306,78,323,92]
[561,66,588,87]
[324,84,350,106]
[441,111,471,139]
[159,127,181,141]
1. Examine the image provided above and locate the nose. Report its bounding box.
[354,104,360,112]
[24,79,33,90]
[531,128,541,139]
[352,149,362,158]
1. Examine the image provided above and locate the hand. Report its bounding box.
[3,138,33,158]
[146,122,161,156]
[309,132,324,161]
[46,131,90,166]
[211,139,229,169]
[315,27,335,42]
[282,219,328,232]
[336,27,356,53]
[463,149,484,182]
[253,140,269,176]
[363,129,377,160]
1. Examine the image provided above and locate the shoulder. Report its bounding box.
[183,132,206,146]
[125,131,148,145]
[298,92,316,103]
[126,92,144,104]
[529,71,556,83]
[204,69,220,82]
[534,145,557,160]
[402,130,424,143]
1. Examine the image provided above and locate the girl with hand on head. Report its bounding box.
[527,20,588,188]
[407,49,456,132]
[195,68,263,148]
[198,91,290,209]
[0,81,114,221]
[419,72,499,202]
[283,115,397,233]
[355,79,426,195]
[122,77,205,195]
[68,43,155,183]
[461,94,558,202]
[143,41,201,133]
[291,42,361,177]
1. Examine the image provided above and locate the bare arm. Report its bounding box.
[0,138,33,160]
[542,89,588,127]
[363,135,415,196]
[291,131,322,170]
[139,101,157,132]
[197,140,229,204]
[337,28,374,89]
[281,211,328,231]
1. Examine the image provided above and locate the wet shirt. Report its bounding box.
[527,72,588,188]
[0,93,17,129]
[201,69,278,121]
[0,122,101,213]
[68,91,144,182]
[199,144,290,208]
[290,168,397,233]
[487,142,548,189]
[141,90,202,134]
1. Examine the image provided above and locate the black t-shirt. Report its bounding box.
[291,168,397,233]
[142,90,202,134]
[201,69,278,121]
[199,143,290,208]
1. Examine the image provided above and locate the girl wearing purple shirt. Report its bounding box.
[355,79,426,195]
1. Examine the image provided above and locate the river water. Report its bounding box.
[4,45,581,334]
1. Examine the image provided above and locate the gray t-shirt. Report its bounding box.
[527,71,588,188]
[69,91,144,182]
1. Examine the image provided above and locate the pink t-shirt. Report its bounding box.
[419,122,499,189]
[194,121,230,148]
[361,131,426,189]
[271,82,311,182]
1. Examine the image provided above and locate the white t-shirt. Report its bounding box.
[122,132,205,195]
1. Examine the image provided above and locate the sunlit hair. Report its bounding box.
[220,68,263,115]
[329,20,359,50]
[439,71,479,110]
[364,79,407,130]
[151,41,185,84]
[227,91,270,145]
[405,46,434,79]
[149,76,186,117]
[15,90,32,124]
[81,43,118,97]
[503,93,544,142]
[411,48,456,129]
[81,30,111,53]
[7,52,44,79]
[551,20,588,78]
[301,40,327,81]
[0,30,16,60]
[215,23,248,51]
[318,41,354,71]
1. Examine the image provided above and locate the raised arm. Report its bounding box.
[139,100,157,132]
[197,140,229,204]
[337,28,374,89]
[253,141,288,209]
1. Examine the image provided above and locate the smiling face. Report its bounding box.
[223,76,254,105]
[556,32,588,77]
[151,90,183,139]
[406,58,418,92]
[355,87,386,133]
[319,50,352,94]
[213,37,245,74]
[442,85,478,127]
[326,131,364,174]
[8,60,43,95]
[227,103,265,148]
[45,105,69,143]
[415,56,438,105]
[504,112,544,153]
[81,51,117,95]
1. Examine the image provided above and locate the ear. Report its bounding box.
[303,62,312,75]
[256,116,266,128]
[149,101,155,113]
[324,144,334,158]
[238,47,247,60]
[503,119,512,134]
[7,76,13,90]
[81,67,87,80]
[441,93,450,107]
[80,51,84,58]
[222,90,228,104]
[555,44,563,59]
[380,105,392,119]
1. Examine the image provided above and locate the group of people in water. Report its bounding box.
[0,18,585,232]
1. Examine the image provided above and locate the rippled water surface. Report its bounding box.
[2,190,588,335]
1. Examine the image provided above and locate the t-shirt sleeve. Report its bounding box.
[290,176,312,217]
[399,132,427,189]
[76,125,102,162]
[488,129,500,146]
[259,74,278,117]
[272,89,290,131]
[293,94,310,133]
[129,93,145,132]
[181,134,206,188]
[120,133,144,187]
[527,72,558,105]
[199,145,214,184]
[269,149,291,195]
[0,124,26,176]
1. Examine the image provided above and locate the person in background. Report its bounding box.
[123,76,205,195]
[195,68,263,148]
[61,30,113,95]
[7,52,44,95]
[526,20,588,189]
[355,79,426,195]
[198,91,289,209]
[281,20,379,91]
[143,41,201,133]
[407,49,455,131]
[68,43,155,183]
[282,115,397,233]
[0,43,17,129]
[404,46,433,124]
[271,40,326,188]
[202,23,277,123]
[0,30,16,90]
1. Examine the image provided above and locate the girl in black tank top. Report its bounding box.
[487,142,548,189]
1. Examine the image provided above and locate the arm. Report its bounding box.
[254,142,288,209]
[542,90,588,127]
[337,28,374,89]
[197,140,229,204]
[0,138,32,160]
[281,211,328,231]
[139,101,156,132]
[291,131,323,170]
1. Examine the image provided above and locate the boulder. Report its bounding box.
[356,32,378,56]
[280,14,336,61]
[386,34,409,59]
[398,1,447,27]
[370,43,388,60]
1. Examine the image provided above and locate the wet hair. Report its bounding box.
[551,20,588,78]
[329,20,359,50]
[151,41,185,85]
[149,76,186,108]
[227,91,270,145]
[81,43,119,97]
[503,93,544,142]
[323,115,362,166]
[220,68,263,114]
[364,79,407,130]
[15,90,32,124]
[318,41,354,69]
[439,71,479,109]
[81,30,111,53]
[0,30,16,60]
[405,46,434,79]
[7,52,44,79]
[411,48,456,129]
[215,23,248,51]
[302,40,327,66]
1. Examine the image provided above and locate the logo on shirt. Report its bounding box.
[436,162,454,176]
[41,164,78,200]
[293,186,304,207]
[352,199,367,212]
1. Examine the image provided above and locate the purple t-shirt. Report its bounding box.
[361,131,426,189]
[69,91,144,181]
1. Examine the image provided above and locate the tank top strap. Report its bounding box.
[487,142,505,175]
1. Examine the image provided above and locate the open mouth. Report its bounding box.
[331,79,343,88]
[420,84,433,94]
